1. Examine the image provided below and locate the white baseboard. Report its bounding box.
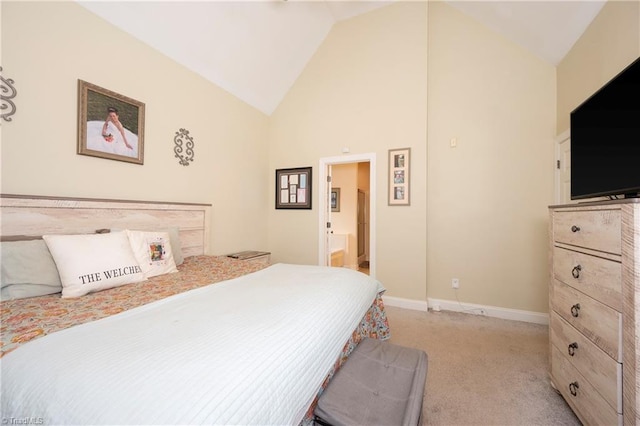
[383,295,548,325]
[428,297,549,325]
[382,296,429,312]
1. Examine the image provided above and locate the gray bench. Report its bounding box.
[314,338,428,426]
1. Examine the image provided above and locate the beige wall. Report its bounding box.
[269,0,556,311]
[268,2,429,301]
[557,0,640,134]
[5,0,623,315]
[1,1,269,255]
[427,2,556,313]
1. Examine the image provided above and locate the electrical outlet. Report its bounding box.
[452,278,459,289]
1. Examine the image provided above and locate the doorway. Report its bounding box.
[318,153,376,278]
[554,130,571,204]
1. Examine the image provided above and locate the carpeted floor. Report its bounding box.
[384,306,582,425]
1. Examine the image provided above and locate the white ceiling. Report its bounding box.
[79,1,606,116]
[446,1,606,65]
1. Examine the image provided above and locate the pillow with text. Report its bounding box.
[42,232,146,298]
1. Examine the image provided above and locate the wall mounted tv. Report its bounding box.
[570,56,640,200]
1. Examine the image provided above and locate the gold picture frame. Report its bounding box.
[77,80,145,165]
[388,148,410,206]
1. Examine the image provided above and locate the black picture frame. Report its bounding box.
[331,187,340,212]
[275,167,312,209]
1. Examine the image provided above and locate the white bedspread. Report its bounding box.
[1,263,384,425]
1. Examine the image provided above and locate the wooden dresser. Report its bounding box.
[549,200,639,425]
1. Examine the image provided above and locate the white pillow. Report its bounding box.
[125,230,178,278]
[42,233,146,298]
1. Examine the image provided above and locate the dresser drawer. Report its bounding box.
[550,312,621,411]
[553,246,622,311]
[551,280,621,361]
[551,345,621,425]
[553,210,621,254]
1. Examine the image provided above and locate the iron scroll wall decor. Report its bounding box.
[1,67,17,122]
[174,128,195,166]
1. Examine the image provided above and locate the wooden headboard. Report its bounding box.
[0,194,212,257]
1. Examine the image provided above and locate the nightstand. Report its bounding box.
[227,250,271,265]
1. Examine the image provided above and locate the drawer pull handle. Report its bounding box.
[571,303,580,318]
[569,381,579,397]
[571,225,580,233]
[568,342,578,356]
[571,265,582,279]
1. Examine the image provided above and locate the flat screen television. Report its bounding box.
[570,56,640,200]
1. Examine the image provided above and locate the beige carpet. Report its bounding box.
[384,306,582,426]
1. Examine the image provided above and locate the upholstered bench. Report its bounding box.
[314,338,428,426]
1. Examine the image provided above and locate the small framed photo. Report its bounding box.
[77,80,145,165]
[331,187,341,212]
[388,148,410,206]
[276,167,312,209]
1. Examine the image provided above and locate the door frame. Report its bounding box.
[554,129,570,204]
[318,153,376,278]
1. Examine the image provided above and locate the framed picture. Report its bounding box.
[276,167,312,209]
[388,148,410,206]
[331,187,341,212]
[77,80,145,165]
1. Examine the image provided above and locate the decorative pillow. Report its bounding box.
[125,230,178,278]
[111,227,185,266]
[42,232,146,298]
[167,227,184,265]
[0,240,63,300]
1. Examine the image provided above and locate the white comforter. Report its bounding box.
[1,263,384,425]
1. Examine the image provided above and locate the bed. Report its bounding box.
[0,195,390,425]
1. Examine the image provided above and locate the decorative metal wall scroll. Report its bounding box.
[174,128,195,166]
[1,67,17,122]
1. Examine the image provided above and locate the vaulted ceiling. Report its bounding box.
[79,1,606,116]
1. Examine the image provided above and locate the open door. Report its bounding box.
[318,153,376,278]
[325,164,333,266]
[357,189,369,267]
